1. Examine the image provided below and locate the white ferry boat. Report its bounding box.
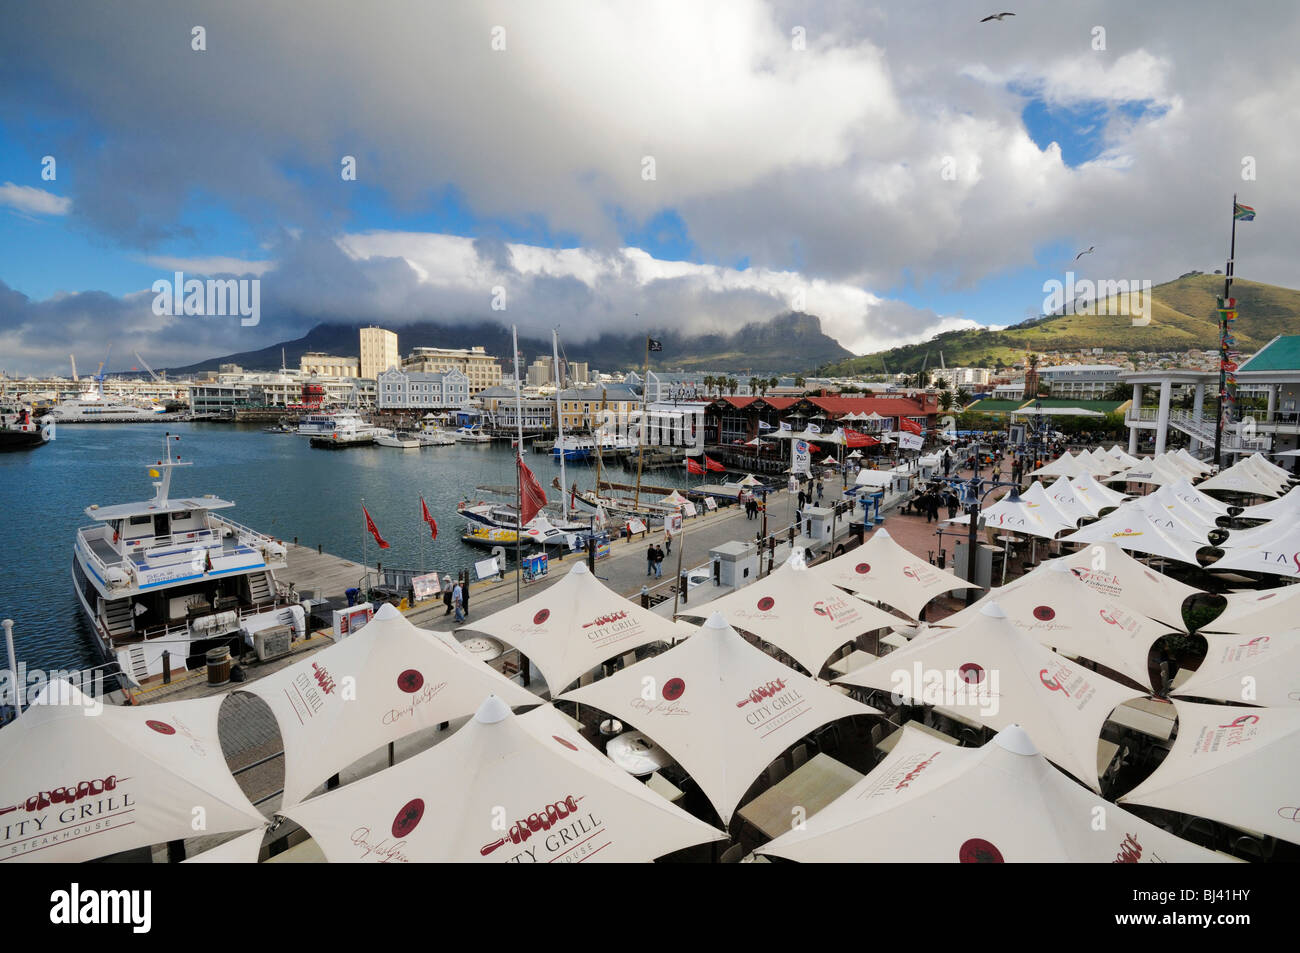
[297,409,374,435]
[71,435,296,685]
[50,379,171,423]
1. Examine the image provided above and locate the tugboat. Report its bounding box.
[71,433,297,684]
[0,404,54,451]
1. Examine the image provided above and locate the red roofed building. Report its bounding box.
[704,393,938,446]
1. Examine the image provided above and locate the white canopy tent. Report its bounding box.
[1107,445,1143,468]
[1175,448,1213,475]
[1106,456,1191,488]
[835,603,1144,791]
[457,562,689,692]
[1163,476,1230,516]
[943,493,1074,540]
[1058,501,1207,565]
[757,724,1222,863]
[1144,485,1219,538]
[1018,481,1084,529]
[1207,523,1300,579]
[930,560,1167,688]
[285,698,726,862]
[1240,485,1300,520]
[1202,584,1300,634]
[1172,631,1300,708]
[1120,701,1300,845]
[812,528,978,619]
[854,467,905,489]
[248,603,538,809]
[675,558,904,676]
[1070,472,1129,512]
[1028,541,1199,633]
[561,614,876,824]
[1029,452,1085,479]
[1197,460,1285,497]
[1248,451,1292,482]
[1044,475,1102,522]
[0,681,265,863]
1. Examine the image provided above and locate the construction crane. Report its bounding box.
[134,352,164,383]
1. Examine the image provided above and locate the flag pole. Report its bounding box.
[1214,193,1239,468]
[634,328,648,511]
[361,496,368,597]
[553,327,568,520]
[419,496,426,574]
[513,324,523,604]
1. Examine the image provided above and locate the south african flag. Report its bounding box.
[1234,202,1256,221]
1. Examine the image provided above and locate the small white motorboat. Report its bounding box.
[375,430,422,449]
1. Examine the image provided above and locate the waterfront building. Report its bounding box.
[376,367,471,411]
[1038,364,1122,400]
[403,346,503,394]
[300,352,360,378]
[359,326,400,381]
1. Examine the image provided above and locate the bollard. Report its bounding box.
[317,543,322,554]
[641,585,650,608]
[679,573,688,605]
[162,650,171,685]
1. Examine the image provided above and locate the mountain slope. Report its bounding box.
[165,312,852,376]
[824,276,1300,374]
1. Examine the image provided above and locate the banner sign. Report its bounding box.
[792,439,811,475]
[475,557,500,580]
[333,605,373,640]
[411,572,442,601]
[704,497,717,511]
[897,432,923,451]
[666,512,684,537]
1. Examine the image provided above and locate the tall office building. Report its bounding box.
[359,326,400,380]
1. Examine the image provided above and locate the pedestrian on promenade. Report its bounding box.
[646,542,656,576]
[652,544,664,578]
[452,580,465,623]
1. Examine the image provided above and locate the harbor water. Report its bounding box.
[0,422,695,672]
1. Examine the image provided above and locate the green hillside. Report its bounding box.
[825,275,1300,375]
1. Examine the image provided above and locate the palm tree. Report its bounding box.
[768,376,778,394]
[794,375,806,389]
[727,377,739,397]
[956,387,972,408]
[703,374,717,398]
[938,390,955,412]
[749,377,761,397]
[914,369,931,389]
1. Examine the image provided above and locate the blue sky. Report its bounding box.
[0,1,1293,372]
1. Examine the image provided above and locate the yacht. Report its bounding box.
[0,405,54,451]
[415,427,456,446]
[72,435,296,685]
[454,424,493,443]
[50,380,173,423]
[297,409,375,436]
[375,430,421,449]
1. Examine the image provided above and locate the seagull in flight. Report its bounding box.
[1074,246,1095,260]
[980,12,1016,21]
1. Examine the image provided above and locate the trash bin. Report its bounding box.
[206,647,232,686]
[346,587,359,607]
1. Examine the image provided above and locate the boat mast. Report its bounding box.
[552,328,568,519]
[633,332,649,511]
[594,387,607,502]
[512,325,523,603]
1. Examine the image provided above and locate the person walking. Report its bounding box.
[646,542,657,577]
[442,578,453,616]
[652,544,665,578]
[460,572,470,618]
[452,579,465,623]
[815,481,824,505]
[664,532,672,557]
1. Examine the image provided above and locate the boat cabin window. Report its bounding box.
[124,514,154,539]
[153,513,170,538]
[170,509,198,531]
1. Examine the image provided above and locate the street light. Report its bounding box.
[940,473,1021,604]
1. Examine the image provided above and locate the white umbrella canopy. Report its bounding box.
[1144,485,1219,537]
[812,528,978,619]
[1197,461,1284,497]
[1240,485,1300,520]
[1120,701,1300,845]
[1107,445,1143,468]
[248,603,538,810]
[1074,450,1120,476]
[943,493,1073,540]
[835,603,1144,791]
[1163,476,1230,516]
[1206,524,1300,579]
[1030,452,1084,479]
[457,562,687,693]
[1247,451,1292,482]
[1172,631,1300,708]
[1106,456,1189,487]
[184,827,268,864]
[1070,472,1128,512]
[1176,448,1213,474]
[561,614,877,824]
[0,681,265,863]
[1048,541,1199,633]
[1157,451,1203,479]
[1045,475,1102,522]
[847,450,863,459]
[661,489,689,507]
[757,725,1223,863]
[930,561,1167,688]
[853,468,895,488]
[284,698,725,862]
[676,557,904,676]
[738,473,764,487]
[1019,481,1082,529]
[1202,584,1300,634]
[1059,502,1207,566]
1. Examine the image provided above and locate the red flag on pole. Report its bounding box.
[843,428,879,448]
[518,457,548,526]
[899,417,923,435]
[704,455,726,473]
[363,505,390,549]
[420,495,438,540]
[686,457,705,475]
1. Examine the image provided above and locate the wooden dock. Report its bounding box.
[280,542,371,603]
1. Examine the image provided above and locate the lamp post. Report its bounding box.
[943,474,1022,604]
